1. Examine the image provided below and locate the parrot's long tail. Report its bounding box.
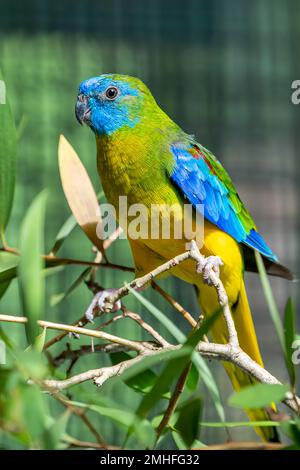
[199,278,279,442]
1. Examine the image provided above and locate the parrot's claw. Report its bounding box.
[85,289,122,322]
[197,256,223,285]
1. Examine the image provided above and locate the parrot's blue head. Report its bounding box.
[75,74,154,135]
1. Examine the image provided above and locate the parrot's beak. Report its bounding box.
[75,94,91,125]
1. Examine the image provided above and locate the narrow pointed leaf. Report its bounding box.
[109,351,170,397]
[0,251,19,297]
[284,298,296,387]
[42,410,71,450]
[51,214,77,254]
[22,384,48,443]
[255,251,285,350]
[175,397,202,447]
[50,267,91,306]
[199,420,281,428]
[129,286,225,421]
[68,400,156,447]
[0,69,17,235]
[186,364,200,391]
[34,327,47,352]
[229,383,289,409]
[18,191,47,345]
[137,312,219,419]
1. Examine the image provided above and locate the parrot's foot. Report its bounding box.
[197,256,223,285]
[85,289,122,322]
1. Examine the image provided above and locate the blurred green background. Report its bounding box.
[0,0,299,446]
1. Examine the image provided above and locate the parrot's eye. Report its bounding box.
[105,86,119,100]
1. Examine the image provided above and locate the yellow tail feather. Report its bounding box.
[200,279,278,442]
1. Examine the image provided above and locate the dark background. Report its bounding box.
[0,0,299,445]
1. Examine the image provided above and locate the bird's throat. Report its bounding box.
[95,128,176,211]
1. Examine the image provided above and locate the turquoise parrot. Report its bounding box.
[75,74,292,441]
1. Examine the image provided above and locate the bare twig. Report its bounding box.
[198,441,283,450]
[43,351,162,390]
[156,362,192,440]
[0,315,154,354]
[103,241,238,347]
[102,251,191,311]
[44,314,88,350]
[65,436,120,450]
[46,255,134,273]
[120,309,171,347]
[52,343,132,367]
[151,281,209,343]
[151,280,197,328]
[51,391,107,447]
[0,246,134,273]
[1,243,299,418]
[39,338,300,415]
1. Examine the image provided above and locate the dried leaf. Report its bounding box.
[58,135,103,252]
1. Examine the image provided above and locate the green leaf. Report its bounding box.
[0,253,63,299]
[128,286,225,422]
[200,420,281,428]
[69,400,140,427]
[110,351,169,397]
[16,114,28,141]
[190,439,206,449]
[228,383,290,409]
[129,285,186,342]
[284,297,296,387]
[137,312,219,419]
[0,325,15,350]
[22,383,48,443]
[0,69,17,235]
[175,397,202,448]
[0,251,19,277]
[34,327,47,352]
[50,267,91,306]
[68,400,156,447]
[172,432,188,450]
[0,279,10,298]
[42,410,71,450]
[255,251,285,351]
[0,251,18,298]
[14,349,48,381]
[186,364,200,392]
[111,347,193,387]
[18,191,47,345]
[172,430,205,450]
[51,214,77,255]
[281,420,300,446]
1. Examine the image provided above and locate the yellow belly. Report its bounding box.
[129,218,244,314]
[96,132,243,312]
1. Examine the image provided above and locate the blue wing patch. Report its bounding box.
[170,141,278,262]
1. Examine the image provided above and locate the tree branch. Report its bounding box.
[1,242,299,418]
[0,315,157,354]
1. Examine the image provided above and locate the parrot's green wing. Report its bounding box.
[169,138,278,261]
